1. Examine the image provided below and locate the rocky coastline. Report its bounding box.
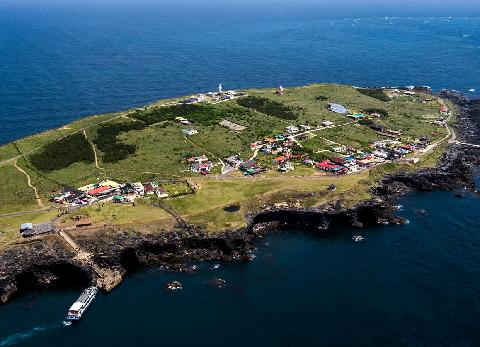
[1,90,479,305]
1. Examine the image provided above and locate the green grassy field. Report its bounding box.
[0,84,451,237]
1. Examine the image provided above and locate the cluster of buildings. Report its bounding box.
[371,138,430,160]
[314,137,430,175]
[50,180,171,207]
[178,94,207,104]
[20,222,54,238]
[186,155,214,175]
[241,111,436,176]
[175,116,199,136]
[178,87,246,105]
[239,159,266,176]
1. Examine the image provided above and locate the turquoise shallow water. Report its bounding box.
[0,188,479,346]
[1,4,480,346]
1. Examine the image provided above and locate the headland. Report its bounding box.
[0,84,479,303]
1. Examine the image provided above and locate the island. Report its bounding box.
[0,83,478,302]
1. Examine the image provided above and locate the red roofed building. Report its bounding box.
[315,161,341,170]
[330,157,346,165]
[440,105,449,115]
[87,186,111,196]
[143,183,154,194]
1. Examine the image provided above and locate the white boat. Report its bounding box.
[65,287,98,322]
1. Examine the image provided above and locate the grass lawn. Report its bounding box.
[0,164,39,214]
[164,173,368,233]
[0,209,59,248]
[60,202,173,227]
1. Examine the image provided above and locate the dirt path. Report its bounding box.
[83,130,106,175]
[0,113,132,167]
[13,160,44,209]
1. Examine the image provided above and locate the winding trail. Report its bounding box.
[0,114,130,167]
[0,98,187,168]
[83,130,106,175]
[12,160,44,209]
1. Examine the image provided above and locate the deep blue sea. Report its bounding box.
[1,3,480,346]
[1,6,480,144]
[0,189,480,346]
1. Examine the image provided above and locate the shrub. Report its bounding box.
[30,133,94,171]
[363,108,389,117]
[236,96,302,120]
[94,121,147,163]
[357,89,391,102]
[131,104,224,126]
[358,119,374,126]
[315,95,328,101]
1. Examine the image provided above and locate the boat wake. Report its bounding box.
[0,323,61,346]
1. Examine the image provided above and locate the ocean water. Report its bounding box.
[1,4,480,346]
[1,7,480,144]
[0,188,480,346]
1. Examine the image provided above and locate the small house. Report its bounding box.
[440,106,449,115]
[331,145,347,153]
[225,155,244,167]
[315,161,345,174]
[250,141,263,150]
[330,157,347,165]
[143,183,155,195]
[240,159,257,172]
[278,162,294,173]
[156,187,169,198]
[191,162,213,173]
[373,150,389,159]
[182,129,198,136]
[113,195,126,204]
[132,182,145,196]
[175,117,191,125]
[20,223,34,237]
[286,126,300,134]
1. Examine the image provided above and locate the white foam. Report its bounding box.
[468,89,476,92]
[0,324,60,346]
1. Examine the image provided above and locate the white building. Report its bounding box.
[182,129,198,136]
[286,125,300,134]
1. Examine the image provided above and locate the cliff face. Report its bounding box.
[0,237,93,303]
[1,91,479,305]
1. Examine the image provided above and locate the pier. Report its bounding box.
[58,231,122,291]
[452,141,480,148]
